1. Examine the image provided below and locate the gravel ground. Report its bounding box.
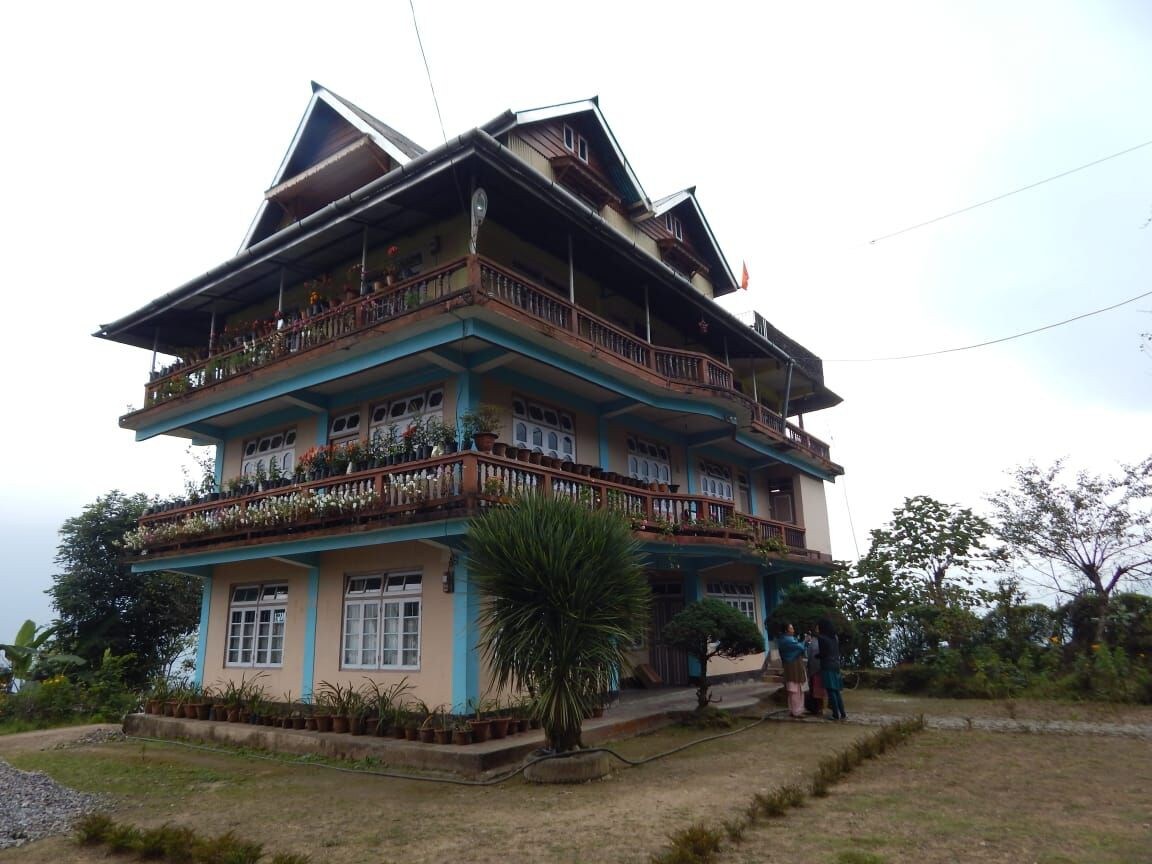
[0,729,119,850]
[0,759,107,850]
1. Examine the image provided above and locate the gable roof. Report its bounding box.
[238,82,426,252]
[483,97,651,213]
[651,188,740,296]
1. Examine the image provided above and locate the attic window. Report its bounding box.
[665,214,683,241]
[563,124,589,163]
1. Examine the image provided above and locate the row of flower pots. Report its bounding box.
[484,442,680,492]
[144,700,535,746]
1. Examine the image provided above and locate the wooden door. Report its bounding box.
[649,584,688,686]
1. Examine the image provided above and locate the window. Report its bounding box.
[562,124,590,163]
[329,410,361,445]
[226,583,288,667]
[241,427,297,479]
[664,213,683,241]
[369,388,444,439]
[342,572,422,669]
[626,435,671,483]
[707,581,756,621]
[512,397,575,460]
[698,460,734,501]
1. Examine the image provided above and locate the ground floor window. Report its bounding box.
[707,581,756,621]
[226,583,288,667]
[342,572,422,669]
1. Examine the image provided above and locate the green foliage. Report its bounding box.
[71,814,290,864]
[0,649,138,728]
[0,619,86,690]
[650,823,723,864]
[767,582,852,640]
[50,491,202,689]
[988,458,1152,642]
[467,494,650,752]
[661,598,763,710]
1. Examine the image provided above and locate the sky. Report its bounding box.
[0,0,1149,644]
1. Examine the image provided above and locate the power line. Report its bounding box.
[870,137,1152,244]
[408,0,449,147]
[828,288,1152,363]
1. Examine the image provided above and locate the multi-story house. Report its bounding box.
[99,83,842,711]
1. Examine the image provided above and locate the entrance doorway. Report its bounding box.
[648,581,688,686]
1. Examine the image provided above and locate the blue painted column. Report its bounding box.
[684,566,702,678]
[193,576,212,686]
[451,553,480,713]
[456,370,475,445]
[300,566,320,700]
[213,445,225,491]
[314,413,329,447]
[598,416,609,468]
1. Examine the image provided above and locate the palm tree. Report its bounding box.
[467,494,651,752]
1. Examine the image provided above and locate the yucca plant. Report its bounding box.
[467,494,650,752]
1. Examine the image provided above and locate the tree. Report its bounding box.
[766,583,850,640]
[988,458,1152,642]
[467,495,650,752]
[49,491,202,690]
[661,598,764,710]
[863,495,1001,610]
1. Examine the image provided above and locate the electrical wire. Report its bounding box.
[121,711,783,787]
[827,287,1152,362]
[870,137,1152,244]
[408,0,449,147]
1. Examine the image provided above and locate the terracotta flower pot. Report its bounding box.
[452,729,472,745]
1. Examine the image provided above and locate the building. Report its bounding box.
[97,83,843,711]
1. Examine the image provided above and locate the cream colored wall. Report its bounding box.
[475,378,598,467]
[795,474,832,556]
[690,272,716,300]
[220,415,322,483]
[202,561,311,699]
[689,564,768,678]
[311,543,456,707]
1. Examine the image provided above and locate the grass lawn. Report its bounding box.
[2,693,1149,864]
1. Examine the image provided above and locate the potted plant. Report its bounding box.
[460,405,503,453]
[452,718,473,745]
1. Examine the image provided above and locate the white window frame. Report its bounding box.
[626,435,671,484]
[698,460,734,501]
[241,427,297,479]
[342,572,422,670]
[665,213,683,241]
[512,396,575,461]
[368,388,444,439]
[329,409,362,445]
[562,123,589,163]
[226,583,288,668]
[707,581,756,622]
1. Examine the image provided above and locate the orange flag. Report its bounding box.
[740,261,749,290]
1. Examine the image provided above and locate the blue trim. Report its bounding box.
[685,447,696,494]
[684,568,701,678]
[315,411,329,447]
[193,576,211,686]
[134,323,471,440]
[598,416,608,468]
[131,518,472,572]
[747,477,758,517]
[213,446,225,491]
[331,368,449,414]
[301,566,320,700]
[186,423,224,442]
[451,553,479,712]
[228,407,322,441]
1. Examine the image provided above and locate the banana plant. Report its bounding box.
[0,619,86,691]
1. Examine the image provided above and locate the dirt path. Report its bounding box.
[0,725,122,756]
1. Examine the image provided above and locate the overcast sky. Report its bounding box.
[1,0,1148,645]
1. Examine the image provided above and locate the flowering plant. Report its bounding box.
[384,245,400,277]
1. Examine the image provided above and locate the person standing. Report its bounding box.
[804,629,825,716]
[817,618,846,721]
[777,623,807,719]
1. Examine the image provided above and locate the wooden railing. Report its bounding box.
[143,260,470,407]
[131,452,814,559]
[140,255,833,467]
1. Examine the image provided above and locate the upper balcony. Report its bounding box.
[127,450,831,566]
[127,255,841,474]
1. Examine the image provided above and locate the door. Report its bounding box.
[649,582,689,686]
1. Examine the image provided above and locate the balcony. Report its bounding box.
[128,452,828,563]
[134,255,837,471]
